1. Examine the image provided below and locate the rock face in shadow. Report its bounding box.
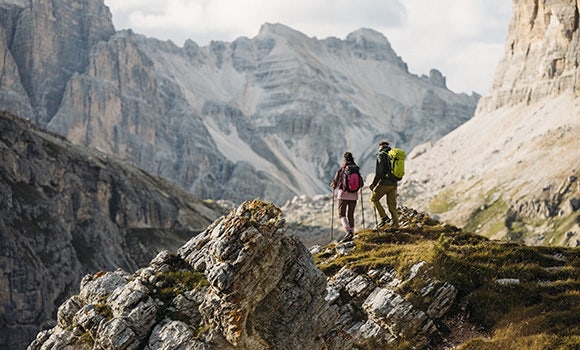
[0,111,225,349]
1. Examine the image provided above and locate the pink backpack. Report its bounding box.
[342,164,363,192]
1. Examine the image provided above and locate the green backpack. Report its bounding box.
[386,148,406,181]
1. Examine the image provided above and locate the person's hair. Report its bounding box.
[344,152,354,163]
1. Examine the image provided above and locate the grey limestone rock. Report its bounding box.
[478,0,580,112]
[325,262,457,348]
[28,200,342,350]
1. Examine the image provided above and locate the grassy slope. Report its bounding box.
[314,207,580,349]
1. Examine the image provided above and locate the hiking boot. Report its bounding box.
[339,230,354,242]
[373,216,391,229]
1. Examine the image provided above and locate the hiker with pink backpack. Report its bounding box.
[330,152,364,242]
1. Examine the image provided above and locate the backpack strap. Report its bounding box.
[379,150,396,180]
[338,165,347,190]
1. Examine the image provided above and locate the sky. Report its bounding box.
[103,0,512,95]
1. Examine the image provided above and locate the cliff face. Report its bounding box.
[404,0,580,245]
[0,0,479,205]
[1,0,115,124]
[0,111,226,349]
[477,0,580,112]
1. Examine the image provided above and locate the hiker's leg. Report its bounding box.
[370,185,388,219]
[386,186,399,227]
[338,199,351,231]
[338,199,347,218]
[340,217,351,232]
[346,200,356,230]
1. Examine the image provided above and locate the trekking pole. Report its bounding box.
[330,188,335,241]
[370,186,378,229]
[360,188,365,229]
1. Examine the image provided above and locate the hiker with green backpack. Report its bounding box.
[369,140,405,230]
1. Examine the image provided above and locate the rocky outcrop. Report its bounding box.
[0,0,479,205]
[176,200,338,349]
[28,200,340,350]
[28,200,459,350]
[323,262,456,348]
[0,111,226,349]
[477,0,580,112]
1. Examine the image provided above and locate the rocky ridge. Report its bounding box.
[28,199,580,349]
[0,111,226,349]
[28,200,459,350]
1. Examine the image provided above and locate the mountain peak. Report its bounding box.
[257,22,309,40]
[345,27,405,67]
[346,28,391,46]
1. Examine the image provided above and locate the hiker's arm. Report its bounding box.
[370,154,386,189]
[330,168,341,188]
[377,154,389,177]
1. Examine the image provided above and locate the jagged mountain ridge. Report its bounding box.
[0,111,226,349]
[403,0,580,245]
[0,0,479,205]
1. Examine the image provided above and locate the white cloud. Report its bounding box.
[103,0,511,94]
[381,0,511,93]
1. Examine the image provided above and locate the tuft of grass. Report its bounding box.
[146,255,209,328]
[78,332,95,347]
[429,234,580,348]
[155,270,209,302]
[94,303,113,321]
[355,337,414,350]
